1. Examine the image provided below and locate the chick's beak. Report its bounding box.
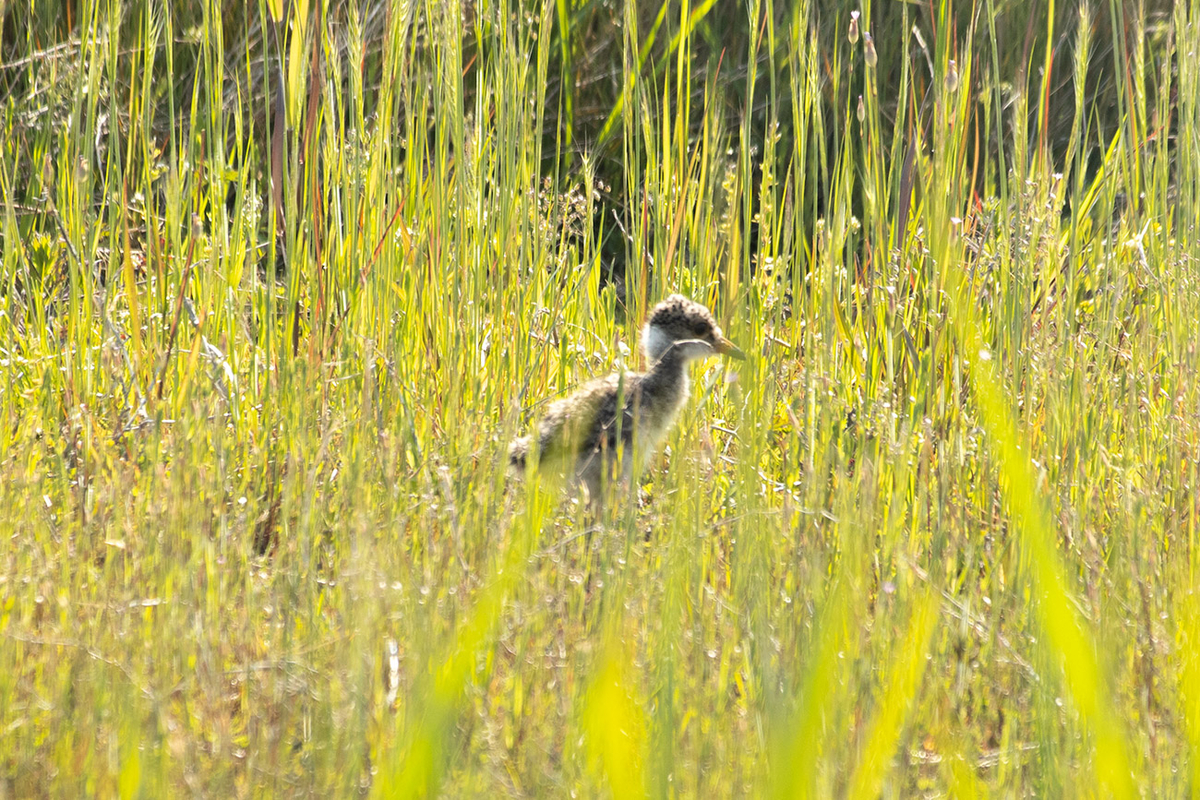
[715,335,746,360]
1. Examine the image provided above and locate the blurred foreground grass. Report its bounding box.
[1,0,1199,795]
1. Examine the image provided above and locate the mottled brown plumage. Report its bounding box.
[510,295,743,501]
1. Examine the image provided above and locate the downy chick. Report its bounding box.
[509,294,743,501]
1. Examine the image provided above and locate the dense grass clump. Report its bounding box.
[1,0,1198,795]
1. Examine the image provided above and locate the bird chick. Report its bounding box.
[510,294,743,502]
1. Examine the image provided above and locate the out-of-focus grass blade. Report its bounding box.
[373,491,552,797]
[1177,597,1200,796]
[845,588,939,799]
[770,576,853,800]
[944,752,984,800]
[945,259,1137,797]
[581,635,648,799]
[117,711,142,800]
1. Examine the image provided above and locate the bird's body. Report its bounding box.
[510,295,742,501]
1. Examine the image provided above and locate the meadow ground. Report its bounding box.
[1,0,1199,796]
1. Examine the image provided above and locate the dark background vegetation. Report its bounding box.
[0,0,1176,290]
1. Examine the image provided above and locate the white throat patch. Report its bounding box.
[642,323,671,363]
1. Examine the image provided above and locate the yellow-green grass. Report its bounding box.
[1,0,1197,795]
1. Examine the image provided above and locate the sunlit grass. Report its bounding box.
[1,0,1197,795]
